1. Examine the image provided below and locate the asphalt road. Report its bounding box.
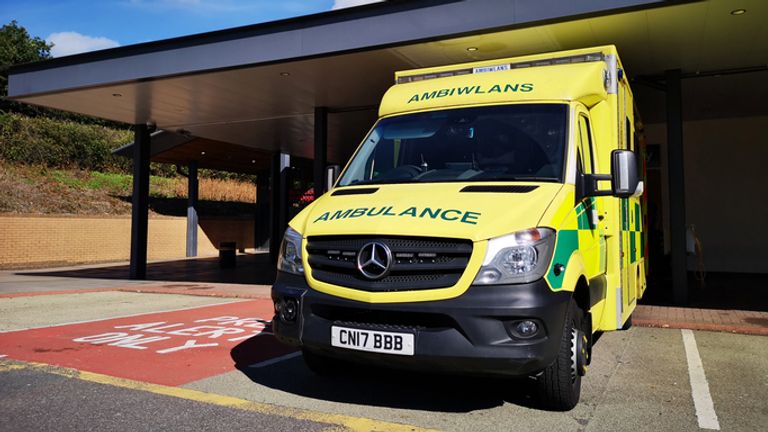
[1,290,766,431]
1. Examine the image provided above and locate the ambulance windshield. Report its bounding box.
[338,104,568,186]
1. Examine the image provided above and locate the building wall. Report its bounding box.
[644,115,768,273]
[0,215,258,269]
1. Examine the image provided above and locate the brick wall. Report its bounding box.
[0,215,258,269]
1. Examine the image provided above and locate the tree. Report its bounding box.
[0,21,121,126]
[0,20,52,97]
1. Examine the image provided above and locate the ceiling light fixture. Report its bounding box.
[112,93,122,97]
[279,72,291,76]
[201,151,206,156]
[466,47,479,52]
[730,9,746,15]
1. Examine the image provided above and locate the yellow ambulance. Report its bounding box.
[272,45,646,410]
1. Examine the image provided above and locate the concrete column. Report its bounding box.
[666,69,688,305]
[255,170,271,250]
[269,152,290,262]
[314,106,328,197]
[129,124,151,279]
[186,160,199,257]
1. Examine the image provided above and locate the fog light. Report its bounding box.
[274,299,282,314]
[280,298,298,322]
[514,320,539,338]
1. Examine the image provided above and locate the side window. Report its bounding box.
[576,149,584,175]
[577,115,595,174]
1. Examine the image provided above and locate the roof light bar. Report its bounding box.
[396,52,605,84]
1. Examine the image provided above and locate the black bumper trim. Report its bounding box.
[272,272,571,377]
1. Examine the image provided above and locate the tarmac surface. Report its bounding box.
[1,264,767,431]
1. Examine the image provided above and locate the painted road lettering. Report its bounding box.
[73,316,272,354]
[0,300,297,386]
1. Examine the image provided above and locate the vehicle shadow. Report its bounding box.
[230,337,540,413]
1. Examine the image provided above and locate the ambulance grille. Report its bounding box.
[306,236,473,292]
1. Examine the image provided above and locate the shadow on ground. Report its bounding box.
[18,253,276,285]
[230,337,539,413]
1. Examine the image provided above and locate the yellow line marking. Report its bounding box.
[0,359,436,432]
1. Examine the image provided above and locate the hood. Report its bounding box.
[292,182,563,241]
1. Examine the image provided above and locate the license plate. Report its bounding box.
[331,326,414,356]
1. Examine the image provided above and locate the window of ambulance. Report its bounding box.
[338,104,568,186]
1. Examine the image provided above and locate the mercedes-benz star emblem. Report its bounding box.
[356,242,393,280]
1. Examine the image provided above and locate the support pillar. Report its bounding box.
[269,152,290,262]
[186,160,199,258]
[314,106,328,197]
[665,69,688,305]
[255,170,270,250]
[129,124,151,279]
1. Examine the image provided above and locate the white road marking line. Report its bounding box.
[682,329,721,430]
[248,351,302,368]
[0,300,248,334]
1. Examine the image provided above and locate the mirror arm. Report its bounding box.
[583,173,613,197]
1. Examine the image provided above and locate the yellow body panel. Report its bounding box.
[292,182,562,303]
[291,45,645,331]
[381,62,606,118]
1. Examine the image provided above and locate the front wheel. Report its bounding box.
[535,299,589,411]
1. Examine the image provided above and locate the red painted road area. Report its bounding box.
[0,300,296,386]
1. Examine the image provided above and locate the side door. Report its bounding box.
[575,108,605,279]
[618,82,641,311]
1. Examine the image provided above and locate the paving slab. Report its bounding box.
[183,329,642,431]
[635,305,768,336]
[0,291,236,332]
[693,331,768,431]
[584,328,698,432]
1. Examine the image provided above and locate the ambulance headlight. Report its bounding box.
[473,228,556,285]
[277,227,304,275]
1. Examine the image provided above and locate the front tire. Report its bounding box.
[535,299,588,411]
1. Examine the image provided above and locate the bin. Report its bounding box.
[219,241,237,268]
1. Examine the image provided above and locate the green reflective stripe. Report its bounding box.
[635,203,641,232]
[577,209,590,230]
[576,198,596,230]
[630,231,637,263]
[546,230,579,290]
[640,231,645,258]
[621,199,629,231]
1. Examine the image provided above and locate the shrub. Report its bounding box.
[0,111,132,171]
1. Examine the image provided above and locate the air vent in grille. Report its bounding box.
[460,185,538,193]
[331,188,379,196]
[306,236,473,292]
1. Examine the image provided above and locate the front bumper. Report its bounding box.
[272,272,571,377]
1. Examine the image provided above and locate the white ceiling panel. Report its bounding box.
[16,0,768,161]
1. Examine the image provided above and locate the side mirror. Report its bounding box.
[580,149,641,199]
[610,150,639,198]
[325,165,340,191]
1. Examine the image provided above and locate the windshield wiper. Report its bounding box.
[348,178,416,186]
[475,176,559,182]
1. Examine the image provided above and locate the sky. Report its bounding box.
[1,0,382,57]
